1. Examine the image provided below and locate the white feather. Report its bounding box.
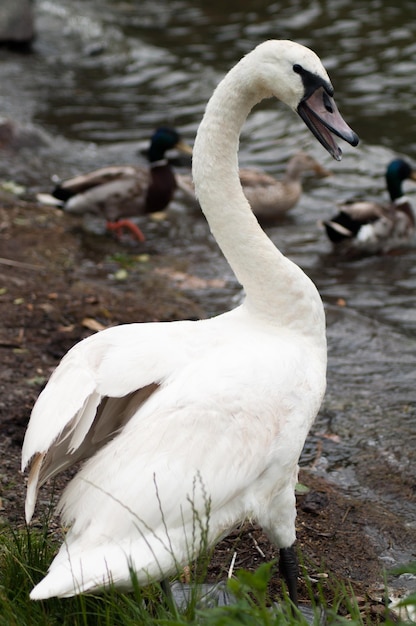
[22,39,351,600]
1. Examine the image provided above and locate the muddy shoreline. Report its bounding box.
[0,197,415,614]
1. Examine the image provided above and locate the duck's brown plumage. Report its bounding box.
[176,151,330,219]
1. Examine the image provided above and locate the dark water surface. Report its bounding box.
[1,0,415,564]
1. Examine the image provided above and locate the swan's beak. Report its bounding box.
[297,86,359,161]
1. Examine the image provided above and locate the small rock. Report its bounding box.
[0,0,35,46]
[300,490,329,515]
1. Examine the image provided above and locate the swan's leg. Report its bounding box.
[106,219,145,242]
[160,578,177,612]
[279,545,298,606]
[262,471,299,606]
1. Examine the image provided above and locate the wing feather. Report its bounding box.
[22,319,203,522]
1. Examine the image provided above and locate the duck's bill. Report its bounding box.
[175,140,193,155]
[297,86,359,161]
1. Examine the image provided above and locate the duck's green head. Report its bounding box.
[386,158,416,201]
[148,127,192,162]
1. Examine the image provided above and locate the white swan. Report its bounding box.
[22,40,358,603]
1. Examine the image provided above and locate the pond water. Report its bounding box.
[1,0,415,557]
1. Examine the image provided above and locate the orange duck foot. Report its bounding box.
[106,219,145,242]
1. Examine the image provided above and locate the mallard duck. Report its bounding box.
[22,39,358,604]
[45,127,192,241]
[176,151,331,219]
[323,158,416,255]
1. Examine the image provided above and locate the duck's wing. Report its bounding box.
[52,166,150,219]
[177,169,284,192]
[65,176,150,219]
[53,166,144,200]
[21,319,200,523]
[323,201,389,243]
[175,173,196,198]
[238,168,278,188]
[240,169,301,217]
[337,200,387,222]
[176,169,297,217]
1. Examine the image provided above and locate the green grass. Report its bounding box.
[0,523,414,626]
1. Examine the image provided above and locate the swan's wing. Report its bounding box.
[60,324,325,537]
[22,320,200,522]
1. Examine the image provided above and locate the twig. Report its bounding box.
[228,551,237,578]
[301,523,333,538]
[0,257,44,270]
[310,439,323,469]
[249,532,266,558]
[341,506,352,524]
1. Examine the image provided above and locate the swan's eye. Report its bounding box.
[323,91,334,113]
[294,64,335,100]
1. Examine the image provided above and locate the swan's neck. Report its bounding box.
[193,57,324,332]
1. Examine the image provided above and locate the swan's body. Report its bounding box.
[323,159,416,255]
[43,127,192,240]
[177,151,331,219]
[22,40,358,602]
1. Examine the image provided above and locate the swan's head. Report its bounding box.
[255,40,359,161]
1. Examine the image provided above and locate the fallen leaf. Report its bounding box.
[154,267,226,290]
[82,317,107,332]
[113,268,128,280]
[149,210,167,222]
[57,324,75,333]
[1,180,26,195]
[26,376,47,386]
[295,482,311,495]
[134,253,150,263]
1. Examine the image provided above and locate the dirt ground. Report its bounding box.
[0,195,414,619]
